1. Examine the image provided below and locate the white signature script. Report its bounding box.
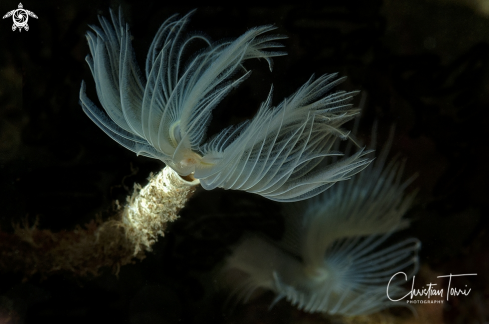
[387,272,477,301]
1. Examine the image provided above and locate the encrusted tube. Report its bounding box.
[0,166,200,278]
[119,166,200,255]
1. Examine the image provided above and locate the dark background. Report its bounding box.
[1,0,489,323]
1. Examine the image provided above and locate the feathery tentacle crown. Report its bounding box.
[226,129,420,315]
[79,8,371,202]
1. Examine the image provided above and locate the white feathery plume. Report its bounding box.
[80,8,371,202]
[226,127,420,315]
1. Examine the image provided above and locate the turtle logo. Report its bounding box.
[3,3,38,32]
